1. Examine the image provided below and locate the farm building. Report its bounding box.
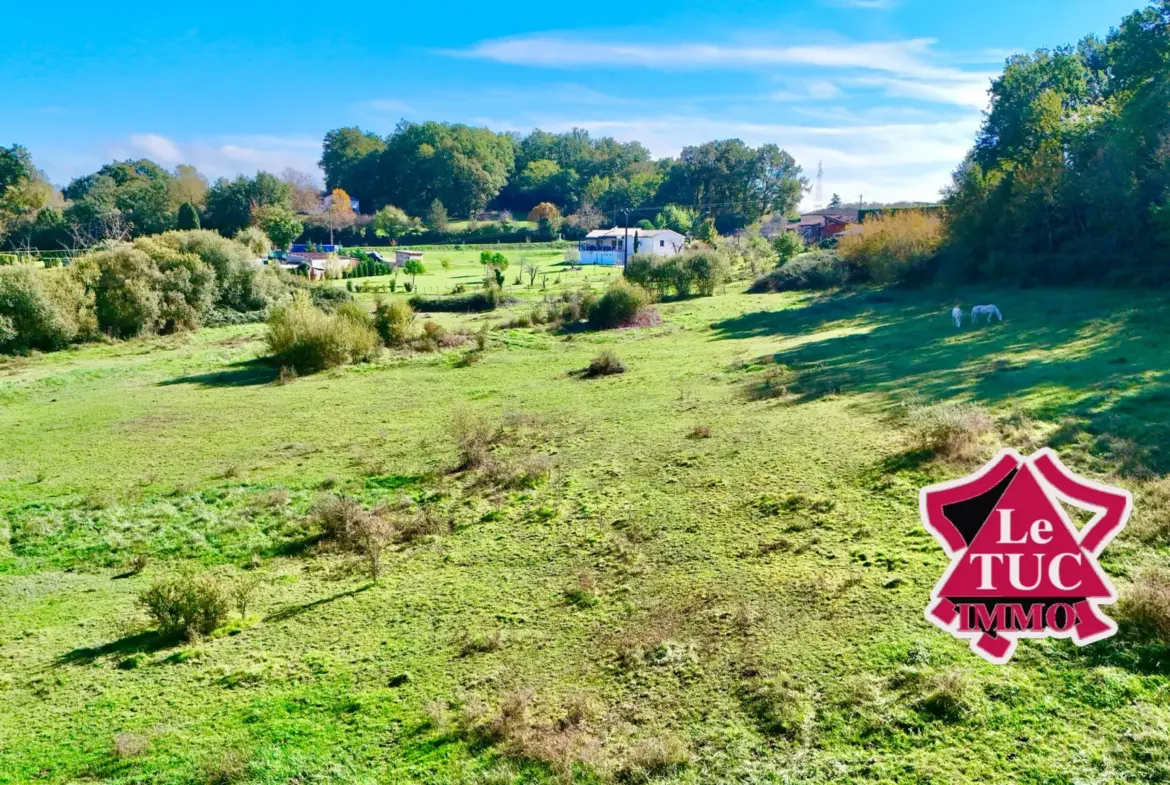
[579,228,685,266]
[395,249,425,265]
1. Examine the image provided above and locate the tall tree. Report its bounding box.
[319,127,386,209]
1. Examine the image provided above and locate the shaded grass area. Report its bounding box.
[0,286,1169,783]
[715,288,1170,475]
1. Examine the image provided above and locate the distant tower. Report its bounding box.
[814,161,824,211]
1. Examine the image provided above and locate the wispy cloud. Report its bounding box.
[447,33,994,111]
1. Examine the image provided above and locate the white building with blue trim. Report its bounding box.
[579,228,686,266]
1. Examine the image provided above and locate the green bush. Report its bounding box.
[132,236,217,333]
[373,298,415,347]
[749,251,857,292]
[71,245,165,338]
[139,569,230,639]
[682,250,729,296]
[588,279,650,329]
[772,231,805,264]
[623,251,727,299]
[233,226,273,258]
[265,292,379,373]
[0,265,96,353]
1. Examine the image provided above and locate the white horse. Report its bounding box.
[971,304,1003,323]
[951,306,963,328]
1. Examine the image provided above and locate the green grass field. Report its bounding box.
[343,248,622,302]
[1,282,1169,784]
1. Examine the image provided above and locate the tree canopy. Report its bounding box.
[941,0,1170,285]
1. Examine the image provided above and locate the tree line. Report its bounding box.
[1,124,808,252]
[941,0,1170,286]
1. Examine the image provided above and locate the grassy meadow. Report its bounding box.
[1,280,1169,784]
[343,247,621,301]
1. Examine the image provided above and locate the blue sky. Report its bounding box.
[1,0,1142,207]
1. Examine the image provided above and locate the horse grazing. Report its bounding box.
[971,304,1003,323]
[951,306,963,328]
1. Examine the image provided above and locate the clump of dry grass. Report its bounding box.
[1118,568,1170,641]
[451,407,500,470]
[618,735,692,781]
[906,399,993,459]
[737,671,813,740]
[458,630,502,657]
[202,749,249,785]
[482,452,554,490]
[689,423,712,439]
[916,669,974,721]
[452,690,607,778]
[1131,478,1170,543]
[112,732,148,759]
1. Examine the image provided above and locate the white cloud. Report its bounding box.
[128,133,183,166]
[849,75,992,109]
[108,133,323,184]
[452,35,931,72]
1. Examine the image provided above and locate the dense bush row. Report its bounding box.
[0,230,297,354]
[622,251,729,299]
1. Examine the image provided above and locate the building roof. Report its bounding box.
[584,228,680,238]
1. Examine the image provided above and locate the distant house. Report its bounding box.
[579,228,686,266]
[287,251,357,280]
[394,249,425,266]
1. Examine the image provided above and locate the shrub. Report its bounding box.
[838,210,942,284]
[176,202,200,230]
[624,251,726,298]
[772,231,805,264]
[683,250,730,296]
[452,408,499,469]
[139,569,230,639]
[1118,568,1170,641]
[265,293,379,373]
[373,297,414,347]
[749,251,857,292]
[71,245,164,338]
[233,226,273,257]
[583,350,626,377]
[588,280,650,329]
[132,236,217,333]
[483,453,554,489]
[350,514,396,582]
[312,494,368,546]
[906,400,993,458]
[0,265,96,353]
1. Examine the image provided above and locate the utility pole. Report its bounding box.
[622,208,630,267]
